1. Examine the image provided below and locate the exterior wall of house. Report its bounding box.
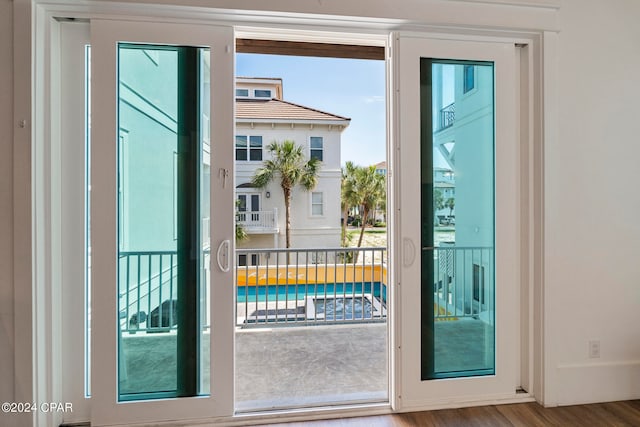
[235,121,342,250]
[118,48,179,253]
[236,78,283,99]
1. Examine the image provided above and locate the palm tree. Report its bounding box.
[340,161,358,246]
[251,140,321,249]
[235,199,249,243]
[434,188,445,212]
[445,197,455,217]
[351,165,385,261]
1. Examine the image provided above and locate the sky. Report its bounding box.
[236,53,386,167]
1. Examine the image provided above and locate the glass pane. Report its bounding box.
[249,136,262,161]
[250,194,260,211]
[117,44,210,400]
[235,135,247,148]
[236,135,247,161]
[249,149,262,161]
[249,135,262,147]
[421,60,495,380]
[310,136,323,149]
[254,89,271,98]
[237,195,247,211]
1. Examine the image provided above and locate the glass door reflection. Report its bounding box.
[421,59,495,380]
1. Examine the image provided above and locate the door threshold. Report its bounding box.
[232,401,392,426]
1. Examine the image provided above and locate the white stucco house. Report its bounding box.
[234,77,350,256]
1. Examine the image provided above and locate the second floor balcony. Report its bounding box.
[439,102,455,130]
[237,208,279,234]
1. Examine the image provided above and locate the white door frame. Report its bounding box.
[394,33,522,410]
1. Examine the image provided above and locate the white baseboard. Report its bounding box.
[554,360,640,406]
[400,393,536,412]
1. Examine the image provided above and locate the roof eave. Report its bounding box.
[236,118,351,127]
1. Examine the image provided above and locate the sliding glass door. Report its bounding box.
[90,19,235,424]
[396,35,520,406]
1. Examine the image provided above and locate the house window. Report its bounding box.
[254,89,271,98]
[235,135,263,161]
[249,136,263,161]
[463,65,475,93]
[311,192,323,216]
[310,136,323,161]
[236,88,249,97]
[238,253,258,267]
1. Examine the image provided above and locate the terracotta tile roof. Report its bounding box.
[236,98,351,123]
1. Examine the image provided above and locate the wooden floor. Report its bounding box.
[255,400,640,426]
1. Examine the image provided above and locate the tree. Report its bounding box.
[434,188,444,212]
[235,200,249,243]
[351,165,385,260]
[340,161,358,246]
[445,197,455,217]
[251,140,320,249]
[235,223,248,242]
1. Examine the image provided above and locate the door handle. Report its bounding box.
[216,239,231,273]
[403,238,416,267]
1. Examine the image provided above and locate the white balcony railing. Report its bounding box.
[236,209,279,233]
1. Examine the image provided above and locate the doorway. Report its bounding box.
[232,41,389,412]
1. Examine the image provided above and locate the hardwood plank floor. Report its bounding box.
[255,400,640,426]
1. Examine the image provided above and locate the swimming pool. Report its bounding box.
[236,281,386,304]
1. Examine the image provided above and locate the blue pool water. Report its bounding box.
[314,296,373,320]
[237,282,386,303]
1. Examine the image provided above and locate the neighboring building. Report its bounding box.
[235,77,350,254]
[434,166,455,224]
[374,160,387,176]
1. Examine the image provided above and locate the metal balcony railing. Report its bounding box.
[431,246,494,323]
[439,102,455,130]
[118,246,387,333]
[117,246,493,332]
[236,247,387,327]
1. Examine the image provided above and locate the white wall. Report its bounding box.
[544,0,640,405]
[5,1,640,425]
